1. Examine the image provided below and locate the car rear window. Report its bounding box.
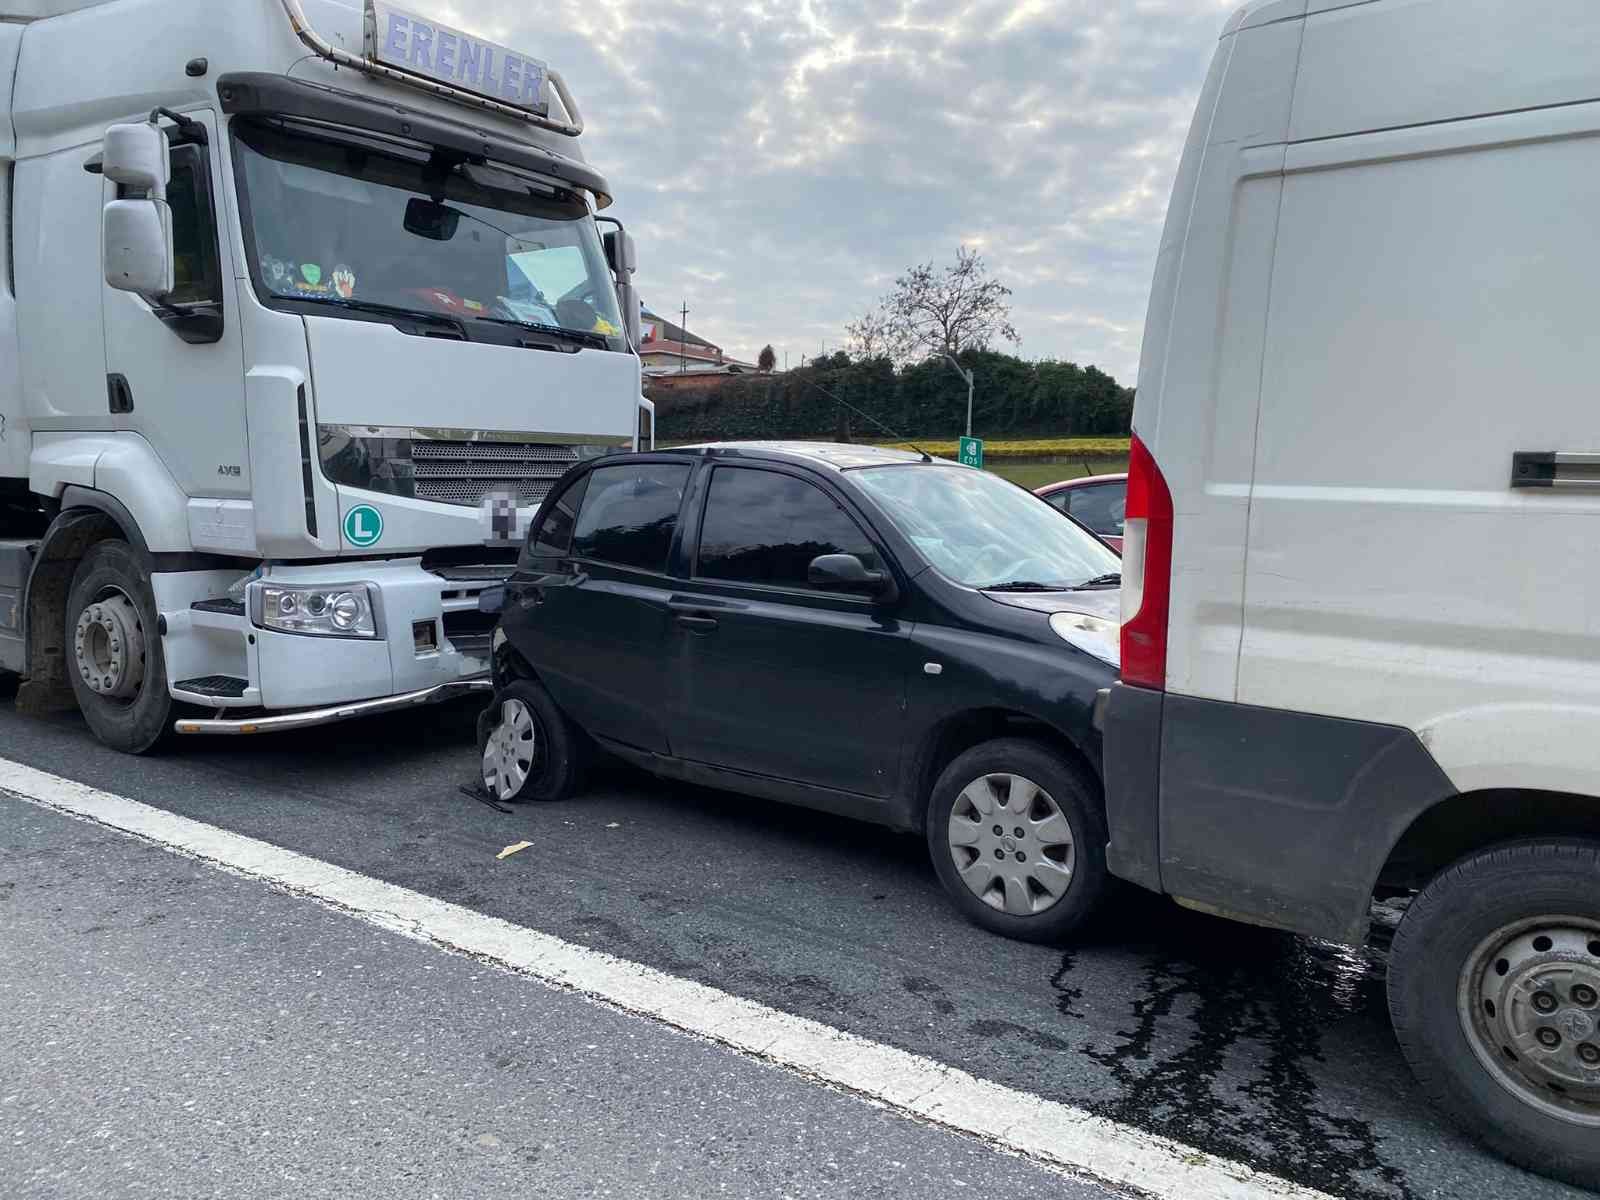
[571,462,689,573]
[695,467,878,590]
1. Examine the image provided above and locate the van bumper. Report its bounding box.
[1102,683,1457,944]
[1102,683,1167,893]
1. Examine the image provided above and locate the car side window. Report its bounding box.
[1068,484,1127,537]
[1045,491,1071,514]
[696,467,878,591]
[571,462,689,572]
[528,471,591,558]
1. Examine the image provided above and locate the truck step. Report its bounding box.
[191,598,246,617]
[174,675,250,699]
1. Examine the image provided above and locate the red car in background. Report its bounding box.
[1035,474,1127,553]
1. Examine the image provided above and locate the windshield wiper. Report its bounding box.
[473,316,610,350]
[291,295,466,336]
[1074,572,1122,589]
[984,581,1072,593]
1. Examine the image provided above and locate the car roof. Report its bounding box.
[663,441,944,471]
[1036,472,1128,493]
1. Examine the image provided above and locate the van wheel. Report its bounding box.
[1388,840,1600,1191]
[477,679,586,804]
[927,738,1108,943]
[64,541,174,755]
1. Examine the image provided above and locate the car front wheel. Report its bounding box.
[926,738,1109,943]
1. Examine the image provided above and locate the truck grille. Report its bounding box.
[411,441,582,508]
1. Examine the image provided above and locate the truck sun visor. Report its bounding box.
[217,73,613,209]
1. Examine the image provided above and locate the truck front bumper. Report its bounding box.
[156,556,504,730]
[173,678,490,735]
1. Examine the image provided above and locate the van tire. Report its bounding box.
[477,679,587,804]
[1388,840,1600,1191]
[927,738,1108,943]
[63,540,174,755]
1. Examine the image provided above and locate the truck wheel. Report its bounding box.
[927,738,1109,943]
[476,679,586,804]
[1388,840,1600,1190]
[64,540,174,755]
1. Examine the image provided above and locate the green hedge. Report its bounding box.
[652,350,1134,444]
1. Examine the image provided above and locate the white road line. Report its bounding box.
[0,756,1335,1200]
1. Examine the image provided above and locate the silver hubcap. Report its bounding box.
[1459,917,1600,1126]
[482,698,539,800]
[947,773,1076,916]
[73,590,146,702]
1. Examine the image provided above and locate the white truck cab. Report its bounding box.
[1,0,650,750]
[1103,0,1600,1187]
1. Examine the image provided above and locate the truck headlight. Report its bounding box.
[253,583,378,639]
[1049,611,1120,668]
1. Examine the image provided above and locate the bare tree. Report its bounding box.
[844,308,894,360]
[882,245,1018,361]
[757,344,777,373]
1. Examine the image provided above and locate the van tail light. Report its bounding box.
[1120,431,1173,690]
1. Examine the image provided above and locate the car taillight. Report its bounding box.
[1120,432,1173,690]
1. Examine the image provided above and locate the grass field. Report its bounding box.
[987,458,1127,489]
[872,437,1130,461]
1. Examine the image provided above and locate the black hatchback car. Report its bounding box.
[481,443,1123,941]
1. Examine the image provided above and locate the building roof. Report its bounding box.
[641,310,717,351]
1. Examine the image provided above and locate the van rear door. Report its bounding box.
[1236,0,1600,798]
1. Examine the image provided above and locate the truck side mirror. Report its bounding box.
[602,230,641,350]
[603,228,637,276]
[101,121,174,297]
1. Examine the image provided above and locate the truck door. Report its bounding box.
[100,112,248,506]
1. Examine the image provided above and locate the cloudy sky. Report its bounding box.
[428,0,1235,384]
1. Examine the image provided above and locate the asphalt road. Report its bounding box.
[0,694,1592,1200]
[2,798,1108,1200]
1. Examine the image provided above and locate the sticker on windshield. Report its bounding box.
[332,266,356,300]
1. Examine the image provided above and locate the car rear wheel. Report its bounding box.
[476,679,586,804]
[1388,840,1600,1191]
[927,738,1108,943]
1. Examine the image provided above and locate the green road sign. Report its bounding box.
[344,504,383,548]
[958,436,984,468]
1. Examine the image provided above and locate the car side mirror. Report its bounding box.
[808,553,897,602]
[404,198,460,241]
[101,120,174,297]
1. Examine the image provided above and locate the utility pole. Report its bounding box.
[941,352,975,438]
[679,301,689,374]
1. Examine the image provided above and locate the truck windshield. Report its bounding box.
[231,118,626,351]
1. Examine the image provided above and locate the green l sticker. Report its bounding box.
[344,504,383,548]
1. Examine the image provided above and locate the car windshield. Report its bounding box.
[232,118,626,350]
[853,464,1121,590]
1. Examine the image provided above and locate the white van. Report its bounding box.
[1102,0,1600,1187]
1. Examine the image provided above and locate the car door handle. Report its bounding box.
[674,614,719,632]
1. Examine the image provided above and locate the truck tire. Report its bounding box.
[1388,839,1600,1190]
[927,738,1109,944]
[476,679,587,803]
[64,540,175,755]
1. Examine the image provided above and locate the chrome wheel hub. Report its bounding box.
[947,772,1076,916]
[482,698,539,800]
[73,590,146,702]
[1460,918,1600,1125]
